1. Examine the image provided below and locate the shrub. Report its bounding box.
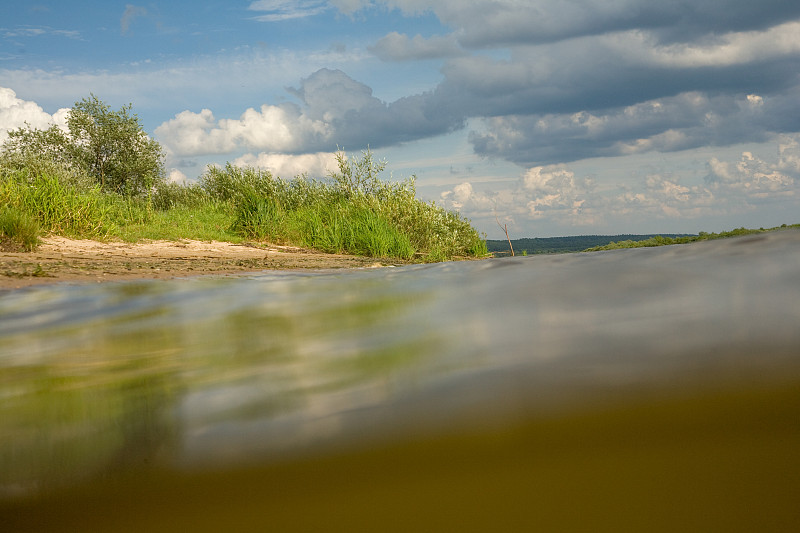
[1,95,165,197]
[217,149,486,260]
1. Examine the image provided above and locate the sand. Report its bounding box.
[0,237,400,290]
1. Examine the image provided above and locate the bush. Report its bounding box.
[150,181,208,210]
[216,149,486,260]
[1,94,165,197]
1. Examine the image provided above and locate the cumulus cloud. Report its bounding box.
[0,87,69,143]
[441,136,799,236]
[156,68,464,157]
[706,145,797,200]
[469,91,800,166]
[358,2,800,168]
[521,166,595,219]
[155,105,331,156]
[441,165,599,231]
[233,151,339,178]
[605,140,798,222]
[168,169,188,184]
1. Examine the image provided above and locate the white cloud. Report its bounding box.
[1,26,82,40]
[522,166,594,219]
[154,105,332,156]
[706,147,797,199]
[778,135,800,174]
[168,169,188,184]
[155,68,463,159]
[233,151,338,178]
[440,136,799,236]
[0,87,69,143]
[441,165,598,230]
[247,1,329,22]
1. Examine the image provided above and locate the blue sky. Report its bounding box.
[2,1,800,238]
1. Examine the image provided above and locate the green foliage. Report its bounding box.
[1,94,165,197]
[327,150,487,259]
[486,234,692,255]
[114,202,240,243]
[216,149,486,260]
[0,157,112,239]
[0,206,40,251]
[584,225,800,252]
[0,139,485,262]
[150,181,209,211]
[233,191,413,258]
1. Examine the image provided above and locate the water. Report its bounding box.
[2,230,800,531]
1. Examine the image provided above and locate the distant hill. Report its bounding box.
[486,234,695,255]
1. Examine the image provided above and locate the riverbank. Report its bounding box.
[0,237,403,290]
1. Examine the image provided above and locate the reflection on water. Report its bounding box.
[1,231,800,530]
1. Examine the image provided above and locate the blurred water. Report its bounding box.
[1,230,800,501]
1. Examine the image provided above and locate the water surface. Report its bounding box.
[2,231,799,530]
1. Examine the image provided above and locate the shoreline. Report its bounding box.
[0,237,403,290]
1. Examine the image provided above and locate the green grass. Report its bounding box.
[206,153,486,261]
[584,224,800,251]
[0,207,40,251]
[108,199,241,243]
[0,150,487,262]
[0,161,112,239]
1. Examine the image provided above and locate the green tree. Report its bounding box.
[2,94,165,196]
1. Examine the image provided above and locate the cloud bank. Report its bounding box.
[166,1,800,173]
[156,68,463,157]
[440,136,799,234]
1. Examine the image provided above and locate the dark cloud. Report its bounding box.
[379,0,800,47]
[162,1,800,167]
[159,69,465,156]
[429,35,800,117]
[303,2,800,163]
[469,88,800,166]
[288,68,464,150]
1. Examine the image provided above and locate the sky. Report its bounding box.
[1,1,799,238]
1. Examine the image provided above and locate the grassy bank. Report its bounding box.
[0,151,487,262]
[583,224,800,252]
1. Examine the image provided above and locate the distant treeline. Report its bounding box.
[486,234,694,255]
[487,224,800,255]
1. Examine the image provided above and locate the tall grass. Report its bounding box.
[0,207,40,251]
[233,192,413,258]
[1,149,487,261]
[0,156,112,239]
[211,150,487,260]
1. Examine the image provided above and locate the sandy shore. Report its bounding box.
[0,237,401,290]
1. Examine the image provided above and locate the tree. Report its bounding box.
[2,94,165,196]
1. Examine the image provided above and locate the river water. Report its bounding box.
[2,230,800,531]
